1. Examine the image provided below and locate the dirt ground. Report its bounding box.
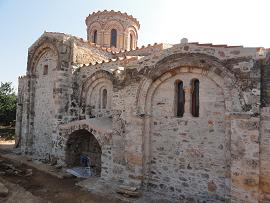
[0,125,128,203]
[0,126,128,203]
[0,176,43,203]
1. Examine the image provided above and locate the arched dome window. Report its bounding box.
[111,29,117,47]
[129,33,133,50]
[92,30,97,43]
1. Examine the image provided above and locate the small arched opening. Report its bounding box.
[175,80,185,117]
[65,129,102,176]
[110,29,117,47]
[129,33,133,50]
[92,30,97,44]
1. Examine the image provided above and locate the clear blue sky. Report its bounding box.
[1,0,270,90]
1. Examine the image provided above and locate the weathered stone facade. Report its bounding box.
[15,10,270,202]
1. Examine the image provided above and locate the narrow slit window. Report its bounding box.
[129,33,133,50]
[102,89,107,109]
[43,65,48,75]
[111,29,117,47]
[176,80,185,117]
[192,79,200,117]
[93,30,97,43]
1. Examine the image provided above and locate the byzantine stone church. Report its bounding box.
[15,10,270,203]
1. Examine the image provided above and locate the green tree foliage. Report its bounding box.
[0,82,17,125]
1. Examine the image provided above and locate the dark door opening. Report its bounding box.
[65,129,101,176]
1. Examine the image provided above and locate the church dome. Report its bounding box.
[85,10,140,50]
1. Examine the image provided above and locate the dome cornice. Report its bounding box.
[86,10,140,29]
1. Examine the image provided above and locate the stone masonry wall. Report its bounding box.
[111,81,144,186]
[71,43,262,202]
[15,76,29,152]
[32,50,57,159]
[74,63,144,186]
[260,107,270,202]
[133,45,262,202]
[16,28,269,203]
[259,57,270,202]
[149,72,227,202]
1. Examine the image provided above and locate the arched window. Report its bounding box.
[43,65,48,75]
[92,30,97,43]
[129,33,133,50]
[175,80,185,117]
[102,89,107,109]
[192,79,200,117]
[110,29,117,47]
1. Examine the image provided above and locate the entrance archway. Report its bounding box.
[65,129,102,176]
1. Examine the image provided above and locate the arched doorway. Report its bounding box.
[65,129,102,177]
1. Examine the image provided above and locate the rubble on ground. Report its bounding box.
[116,185,141,198]
[0,159,32,177]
